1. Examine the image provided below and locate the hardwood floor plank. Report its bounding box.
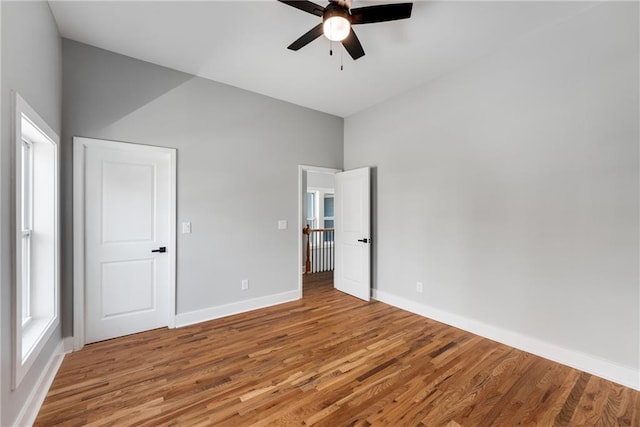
[35,272,640,426]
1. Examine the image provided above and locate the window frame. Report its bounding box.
[306,191,317,229]
[307,187,335,230]
[13,93,60,389]
[21,138,34,327]
[307,187,335,247]
[323,193,335,230]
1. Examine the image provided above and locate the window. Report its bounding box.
[323,194,334,230]
[306,189,335,230]
[306,191,317,229]
[306,188,335,244]
[13,94,59,388]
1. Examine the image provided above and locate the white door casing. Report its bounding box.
[74,137,176,347]
[334,167,371,301]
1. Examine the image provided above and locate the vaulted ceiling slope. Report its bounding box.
[49,1,596,117]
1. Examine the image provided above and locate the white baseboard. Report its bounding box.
[175,290,301,328]
[14,337,73,427]
[372,289,640,391]
[62,336,74,354]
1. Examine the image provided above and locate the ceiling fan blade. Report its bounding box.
[342,28,365,60]
[288,23,324,51]
[351,3,413,25]
[278,0,325,17]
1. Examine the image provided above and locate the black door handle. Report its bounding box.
[151,246,167,253]
[357,238,369,243]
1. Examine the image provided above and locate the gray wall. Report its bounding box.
[345,3,639,371]
[1,2,62,425]
[62,40,343,330]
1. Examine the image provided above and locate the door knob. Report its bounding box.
[151,246,167,253]
[357,238,369,243]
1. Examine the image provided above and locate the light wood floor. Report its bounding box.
[36,272,639,426]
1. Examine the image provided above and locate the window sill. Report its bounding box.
[14,314,58,388]
[22,316,56,361]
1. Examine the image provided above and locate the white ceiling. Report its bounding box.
[48,1,595,117]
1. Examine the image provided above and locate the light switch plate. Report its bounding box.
[182,222,192,234]
[278,220,288,230]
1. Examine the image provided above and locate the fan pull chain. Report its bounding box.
[329,20,333,56]
[341,47,344,71]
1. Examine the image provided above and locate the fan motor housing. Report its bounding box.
[330,0,352,10]
[323,3,352,23]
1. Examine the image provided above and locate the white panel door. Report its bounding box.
[334,167,371,301]
[84,140,172,343]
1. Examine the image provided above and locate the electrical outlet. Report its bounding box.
[416,282,423,293]
[241,279,249,290]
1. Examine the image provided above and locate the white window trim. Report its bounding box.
[306,191,318,229]
[12,93,60,389]
[307,186,335,226]
[21,138,33,328]
[323,193,335,227]
[1,5,3,418]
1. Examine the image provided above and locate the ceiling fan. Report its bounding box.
[278,0,413,60]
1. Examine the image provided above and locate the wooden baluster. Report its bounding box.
[303,225,311,275]
[333,230,335,271]
[327,231,330,271]
[313,230,316,273]
[329,231,334,271]
[305,228,336,274]
[312,231,315,273]
[330,229,333,271]
[320,230,323,272]
[324,230,331,271]
[325,231,328,272]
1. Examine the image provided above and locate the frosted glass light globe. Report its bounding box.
[323,16,350,42]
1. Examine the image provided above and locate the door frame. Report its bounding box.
[73,137,177,350]
[297,165,341,296]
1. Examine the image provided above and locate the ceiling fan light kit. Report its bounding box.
[323,4,351,42]
[279,0,413,61]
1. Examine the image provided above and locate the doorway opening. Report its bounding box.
[73,137,177,350]
[297,165,340,296]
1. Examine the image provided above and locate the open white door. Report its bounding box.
[78,137,175,344]
[334,167,371,301]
